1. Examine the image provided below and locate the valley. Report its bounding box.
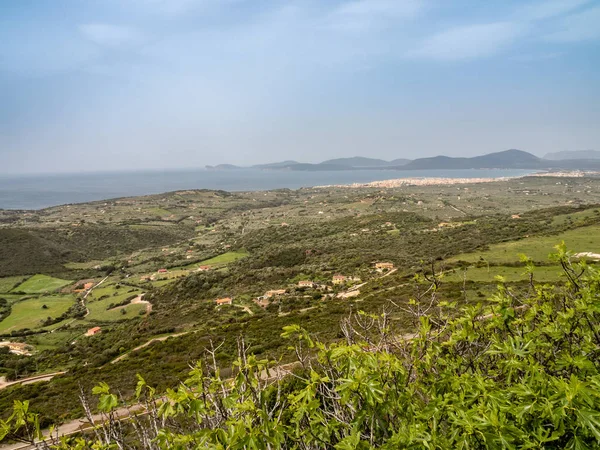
[1,174,600,440]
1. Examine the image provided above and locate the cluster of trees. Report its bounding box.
[0,347,38,382]
[0,297,10,322]
[2,245,600,448]
[0,223,195,277]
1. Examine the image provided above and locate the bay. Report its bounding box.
[0,168,534,210]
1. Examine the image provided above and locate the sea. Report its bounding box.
[0,168,535,210]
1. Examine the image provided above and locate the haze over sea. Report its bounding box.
[0,169,534,210]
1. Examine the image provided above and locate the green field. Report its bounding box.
[12,274,72,294]
[26,330,82,351]
[0,295,75,333]
[443,265,572,283]
[452,225,600,264]
[0,294,29,303]
[87,284,120,300]
[64,260,108,270]
[0,276,28,293]
[85,289,145,322]
[150,279,176,287]
[550,208,600,226]
[86,300,146,322]
[181,250,249,270]
[146,207,173,217]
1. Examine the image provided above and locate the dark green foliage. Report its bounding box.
[0,224,195,277]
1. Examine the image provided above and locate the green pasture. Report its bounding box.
[550,208,600,226]
[0,295,75,333]
[86,300,146,322]
[26,330,81,351]
[64,260,108,270]
[88,285,140,302]
[443,265,571,284]
[150,279,176,287]
[452,225,600,264]
[11,274,72,294]
[0,294,29,303]
[0,276,28,293]
[85,289,144,322]
[87,284,120,300]
[180,250,249,270]
[154,269,192,280]
[146,207,173,217]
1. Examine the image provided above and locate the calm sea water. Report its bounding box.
[0,168,534,210]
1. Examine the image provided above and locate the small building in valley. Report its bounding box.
[197,265,211,271]
[375,262,394,271]
[298,280,314,288]
[265,289,286,298]
[0,341,32,356]
[253,298,270,308]
[215,297,233,306]
[332,275,347,285]
[86,327,102,337]
[158,268,168,273]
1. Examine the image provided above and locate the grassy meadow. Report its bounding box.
[12,274,72,294]
[451,224,600,264]
[180,250,249,270]
[0,295,74,333]
[0,276,28,293]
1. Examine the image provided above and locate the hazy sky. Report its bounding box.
[1,0,599,174]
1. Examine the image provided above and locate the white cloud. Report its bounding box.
[518,0,591,20]
[407,22,526,61]
[79,24,143,47]
[544,5,600,42]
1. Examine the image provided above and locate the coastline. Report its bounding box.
[1,169,597,211]
[315,170,595,189]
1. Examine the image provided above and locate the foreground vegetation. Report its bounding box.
[1,176,600,447]
[3,245,599,448]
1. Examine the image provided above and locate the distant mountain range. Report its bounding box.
[207,149,600,172]
[544,150,600,161]
[206,157,410,171]
[402,149,541,170]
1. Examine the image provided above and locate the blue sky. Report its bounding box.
[1,0,599,174]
